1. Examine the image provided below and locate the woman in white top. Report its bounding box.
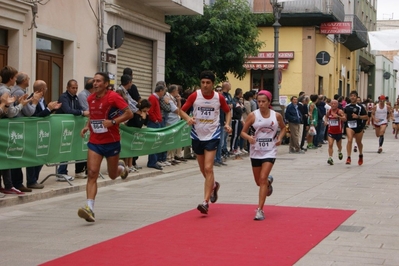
[372,95,392,153]
[241,90,286,221]
[393,103,399,139]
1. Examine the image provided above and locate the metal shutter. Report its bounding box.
[117,34,153,99]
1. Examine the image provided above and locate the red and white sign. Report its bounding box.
[320,22,352,34]
[247,51,295,59]
[244,51,293,70]
[244,62,288,70]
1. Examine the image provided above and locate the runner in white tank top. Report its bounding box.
[393,104,399,139]
[179,71,232,215]
[374,103,388,126]
[249,109,279,159]
[191,90,221,141]
[372,95,393,153]
[241,90,286,221]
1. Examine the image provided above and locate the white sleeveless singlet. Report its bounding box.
[249,109,279,159]
[394,109,399,123]
[191,90,221,141]
[374,104,388,126]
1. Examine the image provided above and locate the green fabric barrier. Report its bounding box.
[0,115,192,170]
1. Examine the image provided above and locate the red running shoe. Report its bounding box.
[346,157,351,165]
[358,154,363,166]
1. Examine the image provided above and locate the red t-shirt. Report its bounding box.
[87,90,128,144]
[327,109,343,135]
[182,91,230,114]
[148,93,162,123]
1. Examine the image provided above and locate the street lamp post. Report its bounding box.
[270,0,284,113]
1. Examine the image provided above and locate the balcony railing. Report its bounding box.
[341,14,368,51]
[253,0,345,22]
[345,14,368,44]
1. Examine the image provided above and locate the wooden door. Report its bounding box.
[0,45,7,69]
[36,52,63,103]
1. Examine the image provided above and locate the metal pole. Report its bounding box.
[272,20,282,113]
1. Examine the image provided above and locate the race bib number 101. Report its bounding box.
[255,138,273,151]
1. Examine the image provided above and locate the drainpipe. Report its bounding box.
[98,0,105,72]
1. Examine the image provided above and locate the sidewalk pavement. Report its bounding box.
[1,125,399,265]
[0,155,196,207]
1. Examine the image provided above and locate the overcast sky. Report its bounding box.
[377,0,399,20]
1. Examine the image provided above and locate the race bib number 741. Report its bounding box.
[197,107,216,120]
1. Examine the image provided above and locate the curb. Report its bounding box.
[0,169,164,208]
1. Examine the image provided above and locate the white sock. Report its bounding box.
[87,199,95,211]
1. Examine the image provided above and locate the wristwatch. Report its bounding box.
[111,119,116,125]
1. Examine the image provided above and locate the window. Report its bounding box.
[251,70,274,92]
[36,35,64,102]
[36,36,63,54]
[0,29,7,46]
[0,29,8,68]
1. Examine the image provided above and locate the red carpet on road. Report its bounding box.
[42,204,355,266]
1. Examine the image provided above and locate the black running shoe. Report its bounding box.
[197,203,209,214]
[210,182,220,203]
[267,176,274,196]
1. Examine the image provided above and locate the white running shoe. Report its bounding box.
[118,160,129,179]
[233,149,242,155]
[56,175,75,182]
[156,161,166,167]
[75,172,87,179]
[254,208,265,221]
[129,166,138,173]
[162,161,172,166]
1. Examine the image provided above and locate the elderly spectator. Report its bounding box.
[10,73,43,192]
[78,78,94,111]
[147,84,166,170]
[165,84,183,165]
[25,80,62,189]
[285,96,303,153]
[55,79,89,181]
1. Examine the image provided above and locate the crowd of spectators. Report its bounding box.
[2,63,395,199]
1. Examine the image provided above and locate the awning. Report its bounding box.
[244,59,290,70]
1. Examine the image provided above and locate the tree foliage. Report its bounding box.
[165,0,272,88]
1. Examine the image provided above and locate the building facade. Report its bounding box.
[0,0,202,102]
[375,55,395,101]
[375,19,399,100]
[227,0,375,103]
